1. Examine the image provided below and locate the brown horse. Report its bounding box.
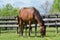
[17,7,46,37]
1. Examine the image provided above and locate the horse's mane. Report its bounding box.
[33,8,44,23]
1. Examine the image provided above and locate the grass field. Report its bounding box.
[0,27,60,40]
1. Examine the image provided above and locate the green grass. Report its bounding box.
[0,27,60,40]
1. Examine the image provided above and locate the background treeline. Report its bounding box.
[0,0,60,16]
[0,4,19,16]
[50,0,60,13]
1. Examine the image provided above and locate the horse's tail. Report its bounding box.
[15,16,20,24]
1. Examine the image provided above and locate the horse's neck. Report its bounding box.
[35,14,43,25]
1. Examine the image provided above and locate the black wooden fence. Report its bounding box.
[0,16,18,27]
[0,16,18,33]
[43,13,60,33]
[0,14,60,33]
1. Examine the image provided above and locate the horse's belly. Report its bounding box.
[20,13,33,21]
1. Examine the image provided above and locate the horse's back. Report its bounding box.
[19,7,35,21]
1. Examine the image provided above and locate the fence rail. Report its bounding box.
[0,25,18,27]
[0,14,60,33]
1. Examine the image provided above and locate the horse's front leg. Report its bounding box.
[35,23,37,36]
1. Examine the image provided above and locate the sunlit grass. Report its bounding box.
[0,27,60,40]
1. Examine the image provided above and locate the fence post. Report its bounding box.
[55,14,58,33]
[5,19,8,30]
[47,15,50,27]
[0,27,1,35]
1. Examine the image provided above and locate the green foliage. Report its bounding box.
[50,0,60,13]
[0,4,19,16]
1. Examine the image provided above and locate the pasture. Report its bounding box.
[0,27,60,40]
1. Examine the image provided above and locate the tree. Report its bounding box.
[40,1,50,14]
[0,3,18,16]
[50,0,60,13]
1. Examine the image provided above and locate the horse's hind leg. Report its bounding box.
[21,25,24,36]
[20,26,23,36]
[30,27,32,33]
[29,21,31,36]
[25,24,27,36]
[19,20,23,36]
[17,27,19,34]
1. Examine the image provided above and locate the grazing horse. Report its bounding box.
[17,7,46,37]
